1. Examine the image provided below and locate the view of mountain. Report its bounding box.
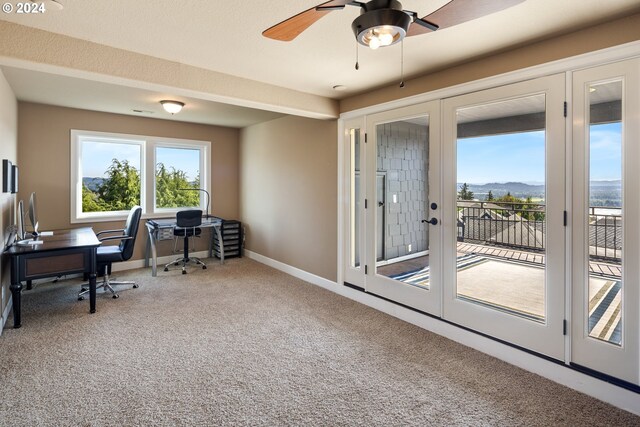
[458,180,622,207]
[83,177,105,192]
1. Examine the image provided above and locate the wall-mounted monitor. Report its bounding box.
[11,165,18,193]
[2,159,12,193]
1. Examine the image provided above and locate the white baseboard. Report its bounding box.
[1,294,12,335]
[244,249,640,416]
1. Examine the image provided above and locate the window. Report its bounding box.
[71,130,210,222]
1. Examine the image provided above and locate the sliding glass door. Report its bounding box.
[571,59,640,383]
[442,75,566,360]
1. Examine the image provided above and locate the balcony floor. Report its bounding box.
[378,242,622,345]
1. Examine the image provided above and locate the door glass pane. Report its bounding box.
[350,128,361,268]
[375,116,431,289]
[455,94,547,322]
[587,80,622,346]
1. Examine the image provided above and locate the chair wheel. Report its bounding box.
[202,266,207,269]
[133,284,139,288]
[78,296,84,301]
[80,287,87,292]
[113,294,119,299]
[164,267,168,272]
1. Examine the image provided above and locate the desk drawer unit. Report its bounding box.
[19,248,92,280]
[213,219,243,259]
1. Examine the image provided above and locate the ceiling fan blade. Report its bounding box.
[263,0,352,42]
[407,0,525,37]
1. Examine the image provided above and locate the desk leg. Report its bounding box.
[10,256,22,328]
[144,227,151,268]
[89,273,97,314]
[10,282,22,329]
[149,228,159,277]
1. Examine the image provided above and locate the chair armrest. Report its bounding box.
[99,235,133,243]
[96,229,125,237]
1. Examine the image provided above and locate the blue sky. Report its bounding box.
[156,147,200,181]
[457,122,621,184]
[82,142,200,180]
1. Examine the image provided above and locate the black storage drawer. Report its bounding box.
[213,219,243,259]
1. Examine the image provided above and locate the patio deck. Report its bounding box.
[378,242,622,345]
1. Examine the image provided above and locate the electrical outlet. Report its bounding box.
[408,244,412,252]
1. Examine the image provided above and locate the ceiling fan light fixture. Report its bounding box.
[352,1,411,50]
[160,100,185,114]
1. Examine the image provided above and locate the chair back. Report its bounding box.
[176,209,202,228]
[120,206,142,261]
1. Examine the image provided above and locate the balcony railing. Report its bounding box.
[457,201,621,262]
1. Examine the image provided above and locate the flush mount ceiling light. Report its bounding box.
[263,0,525,49]
[160,100,185,114]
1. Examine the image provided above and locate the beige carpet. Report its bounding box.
[0,258,637,426]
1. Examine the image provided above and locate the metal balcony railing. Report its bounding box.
[456,201,622,262]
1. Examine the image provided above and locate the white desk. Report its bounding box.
[144,217,224,277]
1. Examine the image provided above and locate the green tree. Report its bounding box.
[82,158,141,212]
[458,183,474,200]
[97,159,141,210]
[486,190,494,201]
[155,162,200,208]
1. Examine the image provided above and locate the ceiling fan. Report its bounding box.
[263,0,525,50]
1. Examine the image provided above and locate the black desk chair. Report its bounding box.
[164,209,207,274]
[78,206,142,300]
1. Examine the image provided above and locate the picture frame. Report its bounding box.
[2,159,12,193]
[11,165,18,193]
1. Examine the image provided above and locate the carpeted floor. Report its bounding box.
[0,258,637,426]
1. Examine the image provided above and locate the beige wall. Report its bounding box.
[340,12,640,113]
[0,70,18,326]
[17,102,240,261]
[240,116,338,281]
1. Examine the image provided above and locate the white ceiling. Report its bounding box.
[1,0,639,127]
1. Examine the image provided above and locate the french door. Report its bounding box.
[344,102,442,315]
[442,75,566,360]
[571,59,640,384]
[341,59,640,384]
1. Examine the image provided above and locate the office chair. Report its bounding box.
[164,209,207,274]
[78,206,142,300]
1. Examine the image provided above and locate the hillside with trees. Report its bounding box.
[82,159,200,212]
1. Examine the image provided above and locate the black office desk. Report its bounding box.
[6,227,101,328]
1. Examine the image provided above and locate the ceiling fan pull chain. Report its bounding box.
[399,39,405,88]
[355,39,360,70]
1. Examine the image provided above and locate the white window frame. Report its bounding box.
[151,139,209,215]
[71,130,211,223]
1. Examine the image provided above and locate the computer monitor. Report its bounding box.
[28,192,39,236]
[16,199,25,240]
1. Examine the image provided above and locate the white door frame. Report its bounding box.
[571,58,640,384]
[441,74,566,360]
[364,101,442,315]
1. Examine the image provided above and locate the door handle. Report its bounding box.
[421,218,438,225]
[378,201,384,207]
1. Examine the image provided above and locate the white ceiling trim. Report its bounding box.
[0,21,339,120]
[340,40,640,119]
